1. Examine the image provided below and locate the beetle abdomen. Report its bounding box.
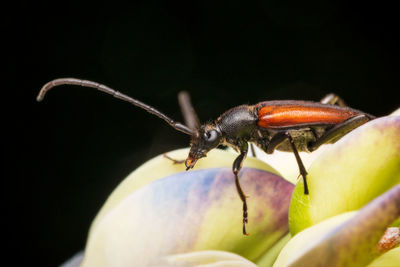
[256,101,360,128]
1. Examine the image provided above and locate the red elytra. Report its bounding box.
[257,101,360,128]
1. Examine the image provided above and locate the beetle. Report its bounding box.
[37,78,375,235]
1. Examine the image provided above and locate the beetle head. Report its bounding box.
[185,123,222,170]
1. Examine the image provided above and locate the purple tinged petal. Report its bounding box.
[81,167,293,266]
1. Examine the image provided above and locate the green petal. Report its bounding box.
[275,184,400,267]
[274,212,356,267]
[289,116,400,235]
[367,247,400,267]
[256,233,291,267]
[81,152,293,266]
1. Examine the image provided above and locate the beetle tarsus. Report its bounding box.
[303,178,309,195]
[242,200,249,235]
[236,174,249,235]
[234,172,249,235]
[232,147,250,235]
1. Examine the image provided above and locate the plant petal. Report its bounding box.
[164,250,258,266]
[81,153,293,267]
[390,107,400,116]
[90,148,280,237]
[289,116,400,235]
[255,233,291,267]
[275,183,400,267]
[367,247,400,267]
[274,212,357,267]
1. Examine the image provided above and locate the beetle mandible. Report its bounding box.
[37,78,375,235]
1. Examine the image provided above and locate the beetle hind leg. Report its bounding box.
[320,93,347,106]
[285,133,309,195]
[307,114,370,152]
[266,132,309,194]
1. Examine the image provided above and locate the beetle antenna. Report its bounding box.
[37,78,194,135]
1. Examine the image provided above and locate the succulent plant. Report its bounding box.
[64,110,400,267]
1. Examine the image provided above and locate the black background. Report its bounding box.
[5,1,399,266]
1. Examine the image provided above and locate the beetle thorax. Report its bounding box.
[216,105,258,145]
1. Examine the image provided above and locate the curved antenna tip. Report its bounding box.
[37,81,53,102]
[36,90,45,102]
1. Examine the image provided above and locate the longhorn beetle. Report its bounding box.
[37,78,375,235]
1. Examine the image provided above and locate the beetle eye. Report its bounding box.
[204,129,218,142]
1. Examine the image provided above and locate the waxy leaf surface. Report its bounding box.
[290,116,400,235]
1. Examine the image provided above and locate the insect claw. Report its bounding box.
[243,222,249,236]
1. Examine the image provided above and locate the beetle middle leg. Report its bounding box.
[266,132,309,194]
[249,143,257,158]
[232,143,249,235]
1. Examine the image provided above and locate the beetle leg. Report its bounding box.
[267,132,309,194]
[285,132,309,195]
[265,132,287,154]
[178,91,200,131]
[249,143,257,157]
[308,114,370,152]
[320,93,347,107]
[232,143,249,235]
[163,153,185,164]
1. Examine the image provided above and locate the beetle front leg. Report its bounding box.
[232,143,249,235]
[267,132,309,194]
